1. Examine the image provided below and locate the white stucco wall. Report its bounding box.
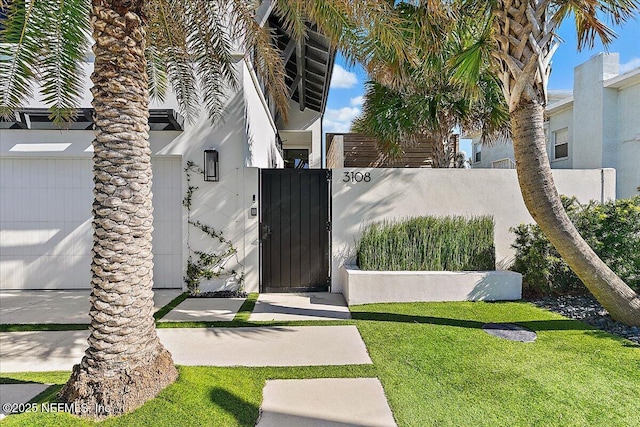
[572,53,619,169]
[1,58,272,292]
[243,65,282,168]
[277,101,323,168]
[154,59,272,293]
[330,168,616,294]
[613,79,640,198]
[474,53,638,199]
[472,140,515,169]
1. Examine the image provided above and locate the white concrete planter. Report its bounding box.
[343,265,522,306]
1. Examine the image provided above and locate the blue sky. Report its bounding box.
[324,16,640,156]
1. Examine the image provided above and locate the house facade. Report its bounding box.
[471,53,640,199]
[0,11,334,292]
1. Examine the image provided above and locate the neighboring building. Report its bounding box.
[470,53,640,198]
[326,133,460,168]
[0,10,334,292]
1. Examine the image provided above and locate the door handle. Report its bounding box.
[261,225,271,240]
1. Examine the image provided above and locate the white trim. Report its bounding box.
[546,96,574,115]
[604,67,640,89]
[552,128,569,160]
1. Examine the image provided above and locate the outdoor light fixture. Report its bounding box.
[204,148,219,182]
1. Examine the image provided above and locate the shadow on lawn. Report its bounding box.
[209,387,259,426]
[350,311,597,332]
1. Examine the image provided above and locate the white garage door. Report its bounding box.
[0,157,182,289]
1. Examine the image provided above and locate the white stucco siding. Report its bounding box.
[330,168,615,294]
[472,140,515,169]
[243,64,281,168]
[157,62,262,292]
[278,100,323,168]
[615,83,640,198]
[572,53,620,169]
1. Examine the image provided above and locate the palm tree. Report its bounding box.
[351,2,510,168]
[1,0,408,418]
[450,0,640,324]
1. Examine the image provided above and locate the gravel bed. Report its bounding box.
[529,295,639,345]
[189,290,248,298]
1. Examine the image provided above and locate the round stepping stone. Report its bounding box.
[482,323,537,342]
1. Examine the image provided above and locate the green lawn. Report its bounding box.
[351,302,640,427]
[2,301,638,426]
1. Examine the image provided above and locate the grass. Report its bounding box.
[153,292,189,321]
[232,293,259,322]
[351,302,640,427]
[1,366,377,427]
[2,301,638,426]
[357,215,495,271]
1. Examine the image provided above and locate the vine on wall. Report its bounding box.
[183,161,244,293]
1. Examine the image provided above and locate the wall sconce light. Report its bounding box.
[204,148,219,182]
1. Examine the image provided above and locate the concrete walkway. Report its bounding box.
[0,326,371,372]
[0,291,396,426]
[158,297,245,322]
[0,290,182,324]
[257,378,396,427]
[250,293,351,321]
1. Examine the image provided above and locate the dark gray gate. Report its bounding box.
[260,169,331,292]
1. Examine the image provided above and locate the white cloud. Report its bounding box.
[350,95,364,106]
[330,65,358,89]
[619,57,640,74]
[323,106,361,133]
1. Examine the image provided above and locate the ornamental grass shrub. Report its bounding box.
[356,215,495,271]
[511,196,640,297]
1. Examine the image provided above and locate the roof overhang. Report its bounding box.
[267,12,336,115]
[545,96,574,115]
[0,109,184,131]
[604,68,640,90]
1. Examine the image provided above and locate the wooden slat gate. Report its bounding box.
[260,169,331,292]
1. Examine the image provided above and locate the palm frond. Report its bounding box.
[146,46,169,103]
[38,0,91,123]
[0,0,40,118]
[147,0,199,122]
[184,0,238,123]
[1,0,90,121]
[230,0,289,121]
[552,0,640,50]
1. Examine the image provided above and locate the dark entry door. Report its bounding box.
[260,169,331,292]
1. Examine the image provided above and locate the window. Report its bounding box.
[474,144,481,163]
[284,149,309,169]
[553,128,569,160]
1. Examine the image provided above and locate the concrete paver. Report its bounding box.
[158,297,244,322]
[250,293,351,321]
[0,326,371,372]
[157,325,371,366]
[0,330,89,372]
[0,289,183,324]
[256,378,397,427]
[0,291,398,426]
[0,384,51,418]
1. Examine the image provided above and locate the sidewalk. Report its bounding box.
[0,291,397,426]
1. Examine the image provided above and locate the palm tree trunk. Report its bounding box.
[512,101,640,325]
[59,2,178,418]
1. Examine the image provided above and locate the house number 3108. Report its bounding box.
[343,172,371,183]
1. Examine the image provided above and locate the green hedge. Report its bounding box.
[356,215,495,271]
[510,196,640,296]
